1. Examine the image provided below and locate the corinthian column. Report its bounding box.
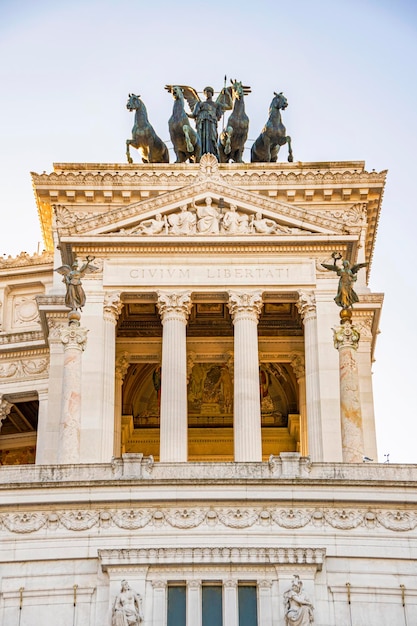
[157,291,192,462]
[296,291,323,461]
[333,318,364,462]
[228,291,263,462]
[102,292,123,459]
[0,397,13,432]
[58,317,88,463]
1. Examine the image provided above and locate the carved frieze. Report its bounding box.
[1,506,416,534]
[0,357,48,380]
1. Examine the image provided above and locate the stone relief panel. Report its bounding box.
[3,284,44,332]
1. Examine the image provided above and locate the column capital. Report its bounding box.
[228,290,263,323]
[156,291,192,324]
[290,352,305,380]
[151,579,167,590]
[333,320,360,351]
[0,397,13,429]
[103,291,123,324]
[115,351,130,381]
[59,323,88,352]
[187,580,202,589]
[223,579,238,588]
[296,290,316,321]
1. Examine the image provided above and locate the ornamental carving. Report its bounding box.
[119,199,303,237]
[0,250,53,269]
[60,325,88,351]
[0,358,48,380]
[333,321,360,351]
[116,352,130,380]
[228,291,263,322]
[296,291,316,320]
[54,204,101,228]
[12,296,40,327]
[156,291,192,323]
[290,353,305,380]
[1,506,417,534]
[104,291,123,323]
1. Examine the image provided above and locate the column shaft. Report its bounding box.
[228,291,263,462]
[297,292,323,461]
[334,321,364,462]
[58,322,88,463]
[157,292,192,462]
[102,293,123,460]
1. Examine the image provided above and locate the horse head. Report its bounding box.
[171,85,184,101]
[126,93,142,111]
[230,79,244,101]
[271,92,288,111]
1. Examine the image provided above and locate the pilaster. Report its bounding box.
[115,351,130,456]
[290,353,307,456]
[223,580,238,626]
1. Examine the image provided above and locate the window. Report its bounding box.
[202,585,223,626]
[238,585,258,626]
[167,585,186,626]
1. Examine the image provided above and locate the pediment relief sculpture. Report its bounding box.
[117,197,312,237]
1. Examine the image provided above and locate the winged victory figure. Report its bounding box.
[321,252,367,309]
[56,256,98,311]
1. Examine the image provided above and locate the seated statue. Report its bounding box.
[112,580,143,626]
[284,576,314,625]
[221,204,249,235]
[196,197,220,235]
[168,205,197,235]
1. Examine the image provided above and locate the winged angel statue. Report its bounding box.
[56,256,98,311]
[321,252,367,309]
[165,84,233,160]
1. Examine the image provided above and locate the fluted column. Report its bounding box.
[157,291,192,462]
[297,291,323,461]
[228,291,263,462]
[290,353,307,456]
[187,580,202,626]
[334,319,364,462]
[102,292,123,459]
[223,580,238,626]
[114,351,130,456]
[57,319,88,463]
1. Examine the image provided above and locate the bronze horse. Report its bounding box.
[126,93,169,164]
[250,92,293,163]
[166,85,201,163]
[219,80,251,163]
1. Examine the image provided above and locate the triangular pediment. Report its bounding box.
[56,178,346,239]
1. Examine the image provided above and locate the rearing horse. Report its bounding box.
[250,92,293,163]
[166,85,201,163]
[126,93,169,164]
[219,80,250,163]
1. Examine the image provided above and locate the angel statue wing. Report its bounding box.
[321,262,338,272]
[350,262,368,274]
[55,265,72,282]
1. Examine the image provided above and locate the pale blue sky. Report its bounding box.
[1,0,416,462]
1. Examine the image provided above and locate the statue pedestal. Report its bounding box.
[333,318,364,463]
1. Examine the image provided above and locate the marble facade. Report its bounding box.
[0,157,416,625]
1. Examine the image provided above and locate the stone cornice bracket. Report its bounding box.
[333,321,360,351]
[103,291,123,324]
[290,352,305,380]
[0,397,13,430]
[197,153,221,181]
[296,290,316,322]
[228,291,263,324]
[59,324,88,352]
[115,351,130,381]
[156,291,192,324]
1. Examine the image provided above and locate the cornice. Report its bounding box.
[0,251,53,272]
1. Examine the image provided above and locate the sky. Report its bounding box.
[1,0,416,462]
